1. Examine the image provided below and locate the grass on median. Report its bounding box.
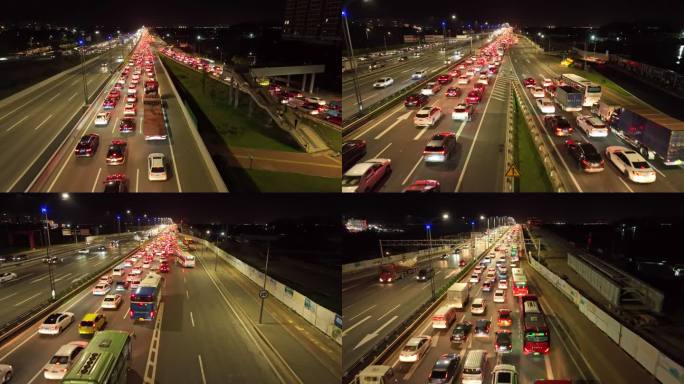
[223,167,339,192]
[310,123,342,152]
[161,56,301,152]
[513,97,553,192]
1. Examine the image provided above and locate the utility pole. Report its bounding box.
[42,208,56,301]
[80,45,88,105]
[342,9,364,113]
[258,244,271,324]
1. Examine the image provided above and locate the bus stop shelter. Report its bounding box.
[249,65,325,94]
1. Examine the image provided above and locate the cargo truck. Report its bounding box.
[554,85,582,112]
[356,365,398,384]
[143,81,167,141]
[594,101,684,165]
[378,257,417,283]
[447,282,469,309]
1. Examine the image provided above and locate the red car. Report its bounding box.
[497,309,513,327]
[159,263,170,273]
[108,89,121,100]
[449,69,461,78]
[74,133,99,157]
[437,74,452,84]
[103,98,116,110]
[106,140,128,165]
[473,83,486,93]
[103,173,128,193]
[445,87,462,98]
[404,94,429,108]
[119,118,136,133]
[466,90,482,105]
[403,180,441,193]
[524,77,536,87]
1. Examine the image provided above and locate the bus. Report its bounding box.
[177,251,196,268]
[521,295,550,355]
[61,330,132,384]
[511,268,528,296]
[560,73,602,107]
[130,272,163,321]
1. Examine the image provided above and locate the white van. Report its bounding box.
[461,349,487,384]
[112,266,125,276]
[432,305,457,329]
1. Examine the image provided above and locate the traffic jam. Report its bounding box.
[358,225,560,384]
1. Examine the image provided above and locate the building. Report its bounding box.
[283,0,341,44]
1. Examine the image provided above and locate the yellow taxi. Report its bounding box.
[78,313,106,335]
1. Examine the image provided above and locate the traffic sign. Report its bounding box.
[505,165,521,177]
[259,289,269,299]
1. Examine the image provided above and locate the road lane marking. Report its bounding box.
[91,168,102,192]
[112,117,119,134]
[412,127,429,141]
[14,292,43,307]
[351,104,403,140]
[143,302,164,384]
[67,92,78,101]
[54,272,73,282]
[378,304,400,320]
[544,354,554,379]
[136,168,140,192]
[186,289,189,299]
[401,156,423,185]
[190,311,195,327]
[342,315,371,337]
[34,114,53,130]
[0,293,18,302]
[198,355,207,384]
[47,91,62,103]
[617,175,635,192]
[354,315,398,351]
[372,143,392,159]
[347,305,377,322]
[30,275,49,284]
[374,111,412,140]
[5,115,30,132]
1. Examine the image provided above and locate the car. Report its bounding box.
[127,84,137,94]
[403,179,441,193]
[474,319,491,336]
[38,312,75,335]
[43,341,88,380]
[471,298,486,315]
[404,94,429,108]
[542,78,554,87]
[476,74,488,85]
[123,259,133,268]
[482,281,492,292]
[117,117,135,133]
[423,132,456,163]
[448,69,461,78]
[373,77,394,88]
[342,140,367,171]
[428,353,460,384]
[486,271,496,281]
[0,272,17,284]
[450,321,472,344]
[495,330,513,353]
[411,70,427,80]
[399,336,431,362]
[108,89,121,100]
[101,294,122,309]
[524,77,536,87]
[0,364,12,383]
[605,146,657,183]
[148,153,168,181]
[535,98,555,114]
[342,159,392,193]
[115,281,129,291]
[159,263,170,273]
[469,274,480,283]
[106,140,128,165]
[498,279,508,290]
[445,87,461,98]
[544,115,573,136]
[497,309,513,327]
[123,103,137,116]
[78,313,106,335]
[142,261,151,269]
[491,364,519,384]
[457,75,469,85]
[493,289,506,303]
[452,104,474,121]
[473,83,486,93]
[437,74,452,84]
[398,56,408,61]
[564,139,604,172]
[466,90,482,105]
[77,248,89,254]
[465,69,475,77]
[102,98,116,110]
[113,82,123,90]
[576,115,608,137]
[103,174,128,193]
[74,133,100,157]
[457,64,466,70]
[530,86,545,98]
[414,106,442,127]
[368,62,384,70]
[92,282,110,295]
[99,275,113,284]
[126,94,137,103]
[43,256,63,264]
[94,112,111,126]
[420,81,442,96]
[131,266,143,275]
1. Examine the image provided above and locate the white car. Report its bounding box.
[469,274,480,284]
[420,82,441,96]
[399,336,431,362]
[530,86,545,98]
[147,153,168,181]
[0,364,12,383]
[413,106,442,127]
[605,146,657,183]
[38,312,75,335]
[92,283,111,296]
[542,78,554,87]
[498,279,508,290]
[43,341,88,380]
[451,104,473,121]
[493,289,506,303]
[126,94,137,103]
[78,248,89,254]
[492,364,518,384]
[536,98,555,114]
[94,112,111,126]
[465,69,475,77]
[457,75,469,85]
[411,70,427,80]
[112,266,125,276]
[342,158,392,193]
[142,261,151,269]
[123,259,133,268]
[123,103,136,116]
[373,77,394,88]
[476,75,488,85]
[99,275,113,285]
[127,85,137,94]
[101,294,122,309]
[577,115,608,137]
[0,272,17,284]
[471,298,486,315]
[304,97,326,105]
[131,267,143,275]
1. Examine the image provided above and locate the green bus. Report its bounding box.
[61,330,132,384]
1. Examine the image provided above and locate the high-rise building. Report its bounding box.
[283,0,341,44]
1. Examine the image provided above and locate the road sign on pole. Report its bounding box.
[505,164,521,177]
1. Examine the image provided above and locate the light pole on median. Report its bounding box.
[258,243,271,324]
[383,31,391,56]
[342,8,364,114]
[79,40,88,105]
[41,207,56,301]
[442,21,448,64]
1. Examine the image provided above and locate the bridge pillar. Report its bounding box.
[301,73,307,92]
[309,72,315,94]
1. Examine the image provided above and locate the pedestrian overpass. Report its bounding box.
[249,65,325,93]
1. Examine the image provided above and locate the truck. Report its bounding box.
[378,257,417,283]
[356,365,397,384]
[447,282,469,309]
[554,85,582,112]
[143,81,167,141]
[595,101,684,165]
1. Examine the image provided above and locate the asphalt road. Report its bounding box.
[40,35,219,192]
[0,41,136,192]
[509,37,684,192]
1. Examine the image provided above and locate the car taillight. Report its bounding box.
[129,310,134,317]
[581,159,590,167]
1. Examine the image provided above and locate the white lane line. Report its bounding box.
[342,315,371,337]
[401,156,424,185]
[143,302,164,384]
[123,309,129,319]
[377,304,400,321]
[372,143,392,159]
[617,175,635,192]
[412,126,430,141]
[30,275,49,284]
[34,114,53,130]
[351,104,403,140]
[374,111,412,140]
[26,367,43,384]
[544,354,554,379]
[347,305,377,322]
[14,292,43,307]
[47,91,62,103]
[112,117,119,134]
[53,272,73,282]
[190,311,195,327]
[136,168,140,192]
[0,293,18,302]
[198,355,207,384]
[67,92,78,101]
[5,115,30,132]
[186,289,189,299]
[90,168,102,192]
[72,78,80,86]
[167,131,183,193]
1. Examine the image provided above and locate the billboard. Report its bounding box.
[403,35,419,43]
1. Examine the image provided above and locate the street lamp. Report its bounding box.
[41,207,56,301]
[61,193,70,200]
[116,215,121,233]
[341,8,364,113]
[78,39,88,105]
[365,28,371,46]
[441,21,447,64]
[383,31,391,55]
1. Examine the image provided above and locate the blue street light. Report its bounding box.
[425,224,431,230]
[341,9,347,17]
[41,207,47,214]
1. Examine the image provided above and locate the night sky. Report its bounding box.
[4,0,284,28]
[348,0,684,27]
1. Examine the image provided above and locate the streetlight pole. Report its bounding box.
[442,21,447,64]
[383,32,390,55]
[258,243,271,324]
[365,28,370,47]
[425,224,436,299]
[80,44,88,105]
[116,215,121,234]
[342,9,364,113]
[42,208,56,301]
